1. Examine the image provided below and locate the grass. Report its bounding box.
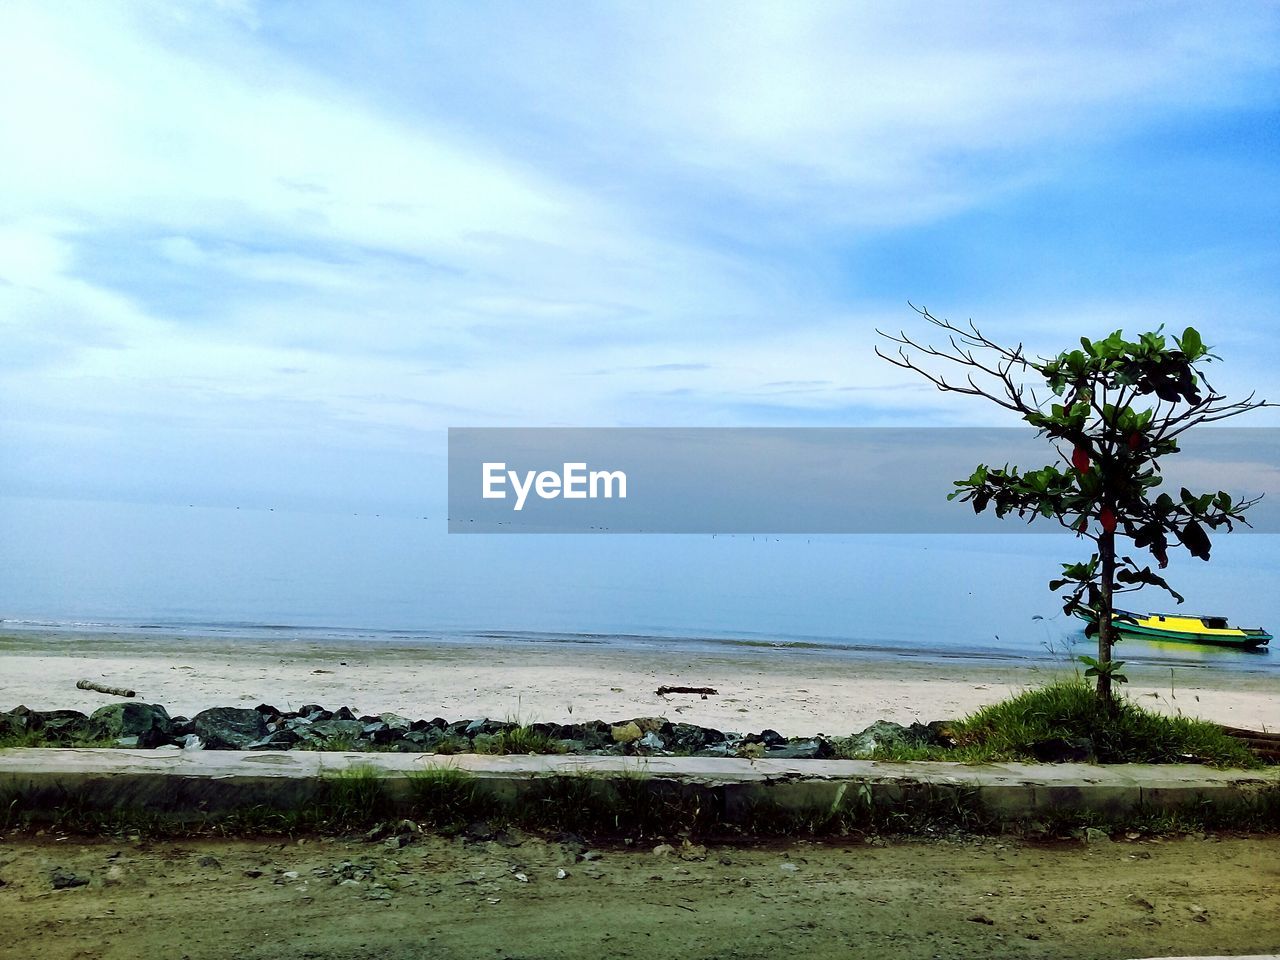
[0,730,119,750]
[839,678,1260,769]
[4,763,1279,841]
[471,724,566,756]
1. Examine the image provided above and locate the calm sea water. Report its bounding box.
[1,496,1277,674]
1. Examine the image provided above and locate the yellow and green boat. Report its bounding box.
[1076,608,1271,649]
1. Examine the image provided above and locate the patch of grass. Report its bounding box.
[429,735,469,755]
[0,731,121,750]
[842,679,1260,768]
[472,725,565,756]
[515,769,709,836]
[735,783,995,838]
[406,766,494,829]
[312,764,395,830]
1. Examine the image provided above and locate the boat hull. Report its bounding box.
[1075,610,1271,649]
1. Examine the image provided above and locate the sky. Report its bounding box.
[2,0,1279,520]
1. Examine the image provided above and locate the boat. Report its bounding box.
[1075,608,1271,649]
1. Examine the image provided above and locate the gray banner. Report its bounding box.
[447,427,1280,534]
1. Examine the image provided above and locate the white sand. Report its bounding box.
[2,632,1276,734]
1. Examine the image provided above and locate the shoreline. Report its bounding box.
[2,631,1277,735]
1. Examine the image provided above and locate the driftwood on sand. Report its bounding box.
[656,685,718,698]
[76,679,137,698]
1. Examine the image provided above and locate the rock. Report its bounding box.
[967,914,995,925]
[380,713,411,731]
[666,723,725,752]
[632,717,665,734]
[50,867,89,890]
[637,731,666,751]
[197,855,221,868]
[191,707,267,750]
[89,703,173,747]
[181,734,205,750]
[611,722,642,744]
[555,869,568,880]
[766,738,835,760]
[678,842,707,862]
[31,710,92,743]
[692,743,733,757]
[841,720,917,756]
[779,862,798,874]
[306,718,365,744]
[464,821,496,842]
[652,843,676,857]
[103,864,126,886]
[247,729,301,750]
[0,708,32,739]
[1084,827,1111,844]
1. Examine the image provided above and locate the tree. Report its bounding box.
[876,306,1268,702]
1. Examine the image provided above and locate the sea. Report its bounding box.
[1,496,1277,676]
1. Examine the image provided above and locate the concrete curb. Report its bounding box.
[2,748,1278,822]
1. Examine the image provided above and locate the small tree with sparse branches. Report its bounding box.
[877,306,1268,703]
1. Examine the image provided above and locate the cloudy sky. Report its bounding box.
[2,0,1278,516]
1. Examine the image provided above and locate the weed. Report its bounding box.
[840,678,1259,768]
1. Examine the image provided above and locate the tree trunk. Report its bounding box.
[1096,530,1116,705]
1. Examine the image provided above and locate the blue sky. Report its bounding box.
[2,0,1279,515]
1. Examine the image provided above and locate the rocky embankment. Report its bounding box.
[0,702,956,759]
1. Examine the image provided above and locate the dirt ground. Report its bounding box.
[1,831,1278,960]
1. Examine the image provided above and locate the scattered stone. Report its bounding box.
[31,710,92,743]
[243,869,264,878]
[513,872,529,883]
[611,722,642,744]
[464,821,497,842]
[103,865,126,886]
[842,720,946,757]
[637,731,666,751]
[1189,904,1209,922]
[678,842,707,862]
[967,914,995,925]
[197,855,221,869]
[181,734,205,750]
[50,867,89,890]
[779,862,798,874]
[89,702,172,747]
[765,738,835,760]
[577,850,602,863]
[191,707,268,750]
[555,869,568,880]
[652,844,676,857]
[1084,827,1111,844]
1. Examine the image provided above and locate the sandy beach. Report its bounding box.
[1,631,1276,735]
